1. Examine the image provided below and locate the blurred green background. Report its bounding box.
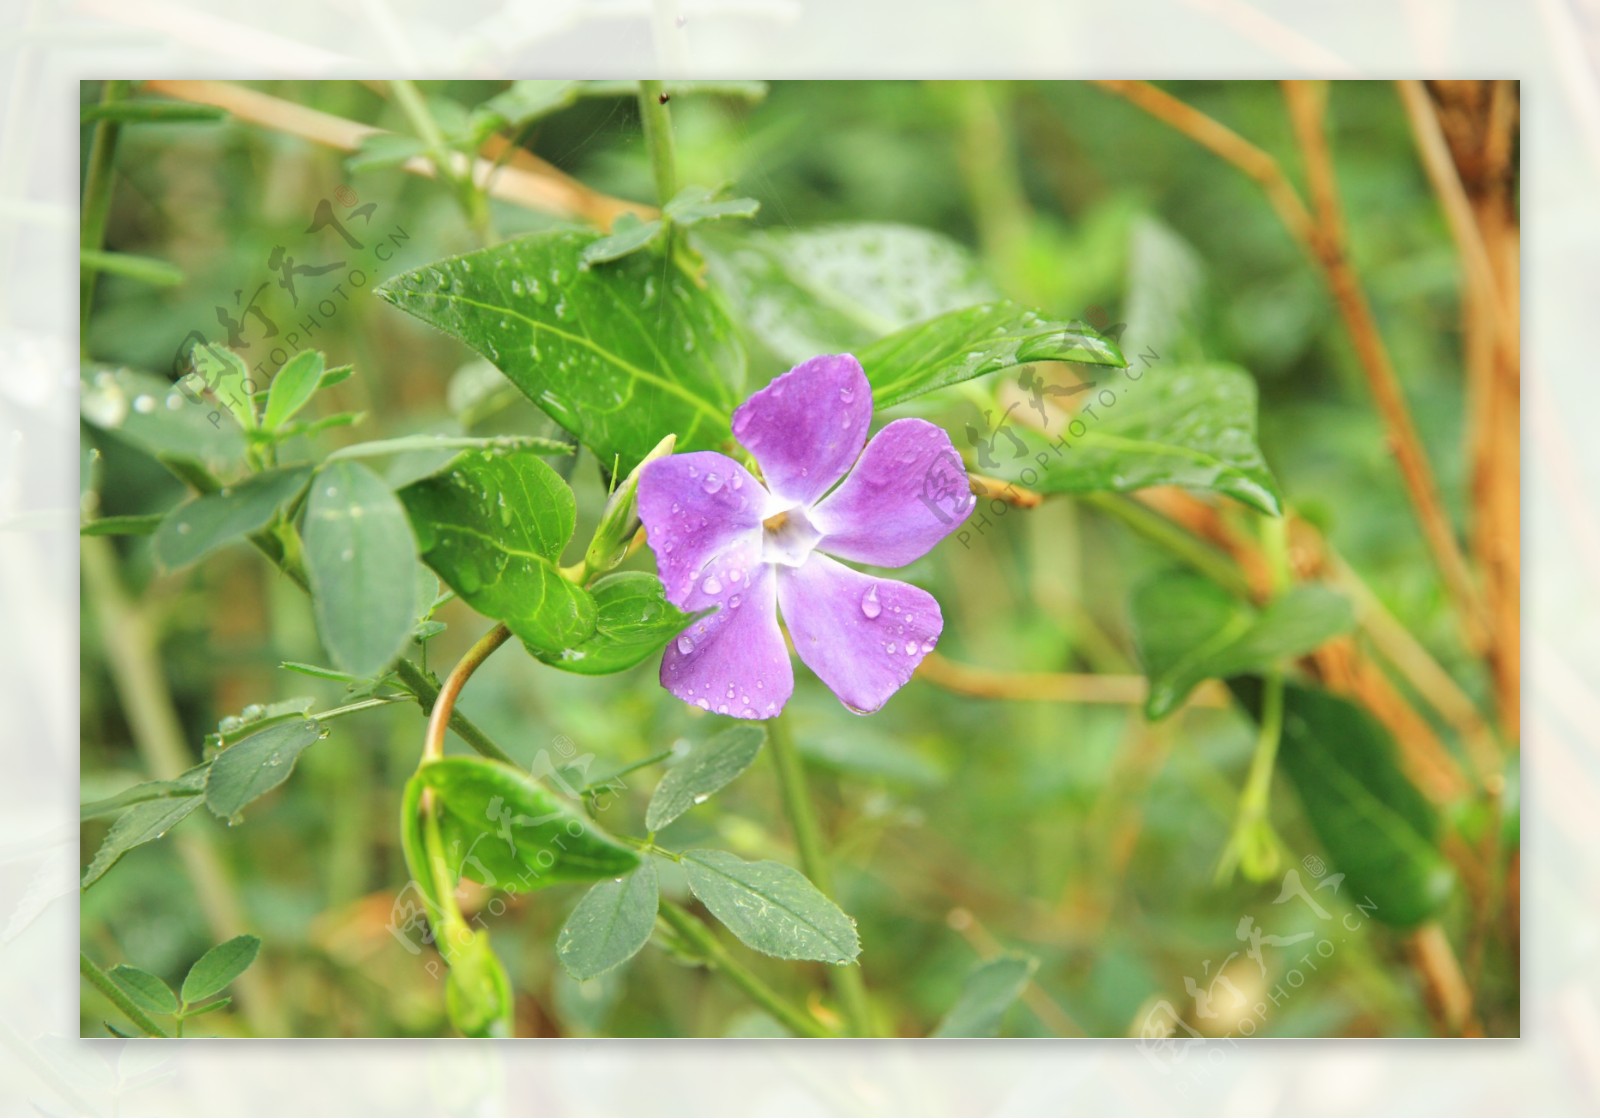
[79,80,1516,1038]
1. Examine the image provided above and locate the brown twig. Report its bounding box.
[968,471,1044,508]
[1093,79,1488,654]
[141,80,652,229]
[916,650,1228,708]
[1406,922,1481,1036]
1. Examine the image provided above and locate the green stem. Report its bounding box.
[637,80,678,205]
[1084,493,1253,598]
[390,79,493,244]
[658,900,832,1039]
[422,622,513,765]
[80,952,170,1038]
[80,79,129,348]
[391,655,516,764]
[766,715,874,1037]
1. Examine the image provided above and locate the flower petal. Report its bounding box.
[659,540,793,719]
[777,554,942,715]
[809,418,975,568]
[731,354,872,507]
[638,451,772,605]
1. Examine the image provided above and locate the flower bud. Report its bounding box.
[444,928,514,1038]
[583,433,676,576]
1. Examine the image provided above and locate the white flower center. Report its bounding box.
[761,506,822,568]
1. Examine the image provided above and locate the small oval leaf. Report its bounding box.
[109,965,179,1016]
[682,848,859,964]
[645,725,764,832]
[180,935,261,1004]
[556,861,660,980]
[204,719,323,819]
[152,466,312,570]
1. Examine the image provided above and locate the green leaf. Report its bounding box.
[556,861,660,980]
[1132,574,1354,718]
[80,366,246,470]
[400,448,595,651]
[529,572,695,676]
[697,222,997,363]
[81,99,226,124]
[645,725,765,832]
[187,346,257,430]
[303,460,422,678]
[262,351,325,431]
[79,249,184,287]
[1232,679,1456,928]
[180,996,233,1019]
[999,363,1282,515]
[377,228,743,472]
[81,765,209,821]
[325,433,574,463]
[932,953,1038,1038]
[346,131,428,174]
[151,466,312,570]
[203,719,323,820]
[664,185,760,228]
[578,214,664,269]
[180,935,261,1004]
[862,301,1126,409]
[681,849,860,964]
[475,80,582,131]
[81,794,203,888]
[414,757,639,891]
[80,513,165,537]
[108,965,179,1016]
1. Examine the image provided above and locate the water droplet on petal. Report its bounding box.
[701,575,723,595]
[676,635,695,655]
[702,472,724,494]
[904,641,917,655]
[860,584,882,619]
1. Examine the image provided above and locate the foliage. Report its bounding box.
[78,78,1517,1040]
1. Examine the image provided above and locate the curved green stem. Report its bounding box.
[658,900,832,1038]
[766,715,874,1037]
[80,952,170,1038]
[421,622,512,765]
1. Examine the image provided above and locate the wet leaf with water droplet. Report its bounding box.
[645,725,765,832]
[203,718,323,820]
[682,848,860,964]
[152,466,312,570]
[556,861,659,981]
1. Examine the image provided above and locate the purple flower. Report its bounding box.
[637,354,974,718]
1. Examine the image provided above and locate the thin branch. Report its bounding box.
[1280,80,1488,651]
[1093,79,1487,652]
[916,651,1228,708]
[141,80,652,228]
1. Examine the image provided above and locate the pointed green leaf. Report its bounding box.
[80,365,246,469]
[82,794,203,888]
[645,725,765,832]
[1132,574,1354,718]
[262,351,325,431]
[932,953,1038,1038]
[399,448,596,652]
[1231,679,1455,928]
[1001,363,1282,515]
[556,861,660,980]
[579,214,664,269]
[531,572,695,676]
[108,966,179,1016]
[377,229,743,472]
[664,185,759,228]
[346,132,428,174]
[697,222,997,363]
[862,301,1125,409]
[303,460,421,678]
[80,513,165,537]
[475,80,582,131]
[204,719,323,819]
[81,764,209,821]
[415,757,639,891]
[151,466,312,570]
[180,935,261,1004]
[682,849,859,964]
